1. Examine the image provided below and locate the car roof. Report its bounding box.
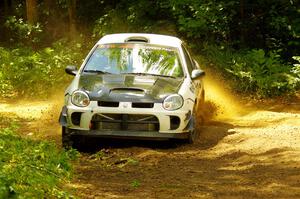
[97,33,183,48]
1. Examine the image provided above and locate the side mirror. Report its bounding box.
[65,65,78,76]
[191,69,205,80]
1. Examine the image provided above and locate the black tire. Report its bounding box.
[187,115,199,144]
[62,127,73,149]
[187,91,205,144]
[188,129,199,144]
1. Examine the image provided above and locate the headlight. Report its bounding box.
[71,90,90,107]
[163,94,183,111]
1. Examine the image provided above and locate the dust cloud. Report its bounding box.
[201,69,247,121]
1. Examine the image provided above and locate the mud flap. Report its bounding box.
[59,106,68,126]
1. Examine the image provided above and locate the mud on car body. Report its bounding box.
[59,33,205,148]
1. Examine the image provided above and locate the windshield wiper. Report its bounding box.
[83,70,111,74]
[122,72,176,79]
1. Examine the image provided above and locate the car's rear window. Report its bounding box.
[84,43,184,78]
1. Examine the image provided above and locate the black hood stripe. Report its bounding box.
[78,74,183,103]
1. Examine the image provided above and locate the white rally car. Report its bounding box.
[59,33,205,148]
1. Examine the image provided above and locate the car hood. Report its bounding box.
[78,74,184,103]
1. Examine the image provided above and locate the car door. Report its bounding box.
[182,45,204,110]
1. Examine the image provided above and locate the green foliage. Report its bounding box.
[94,0,299,55]
[130,180,140,188]
[0,125,79,198]
[171,0,237,40]
[0,40,85,98]
[292,56,300,79]
[92,1,175,37]
[93,9,130,38]
[168,0,299,51]
[4,16,43,44]
[204,45,300,96]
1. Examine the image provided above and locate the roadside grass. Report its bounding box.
[0,124,79,198]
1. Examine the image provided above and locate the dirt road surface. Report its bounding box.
[0,76,299,199]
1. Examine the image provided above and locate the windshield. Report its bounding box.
[83,43,184,78]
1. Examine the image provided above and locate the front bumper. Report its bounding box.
[59,100,194,137]
[65,129,189,140]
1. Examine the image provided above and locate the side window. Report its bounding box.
[182,45,194,75]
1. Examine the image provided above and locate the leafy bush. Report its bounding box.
[170,0,237,41]
[92,1,176,38]
[0,40,85,98]
[93,9,130,38]
[4,16,43,44]
[204,45,300,96]
[0,125,78,198]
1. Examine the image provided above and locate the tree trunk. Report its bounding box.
[26,0,37,24]
[68,0,77,38]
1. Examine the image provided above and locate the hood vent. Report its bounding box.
[125,36,149,43]
[110,87,145,93]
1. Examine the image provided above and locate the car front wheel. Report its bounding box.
[187,113,199,144]
[62,127,73,149]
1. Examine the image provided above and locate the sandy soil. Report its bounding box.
[0,76,299,199]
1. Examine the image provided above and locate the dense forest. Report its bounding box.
[0,0,299,97]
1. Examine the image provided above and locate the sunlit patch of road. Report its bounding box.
[0,101,52,119]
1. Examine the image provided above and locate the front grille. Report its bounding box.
[91,114,159,131]
[132,102,154,108]
[98,101,154,108]
[98,101,119,107]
